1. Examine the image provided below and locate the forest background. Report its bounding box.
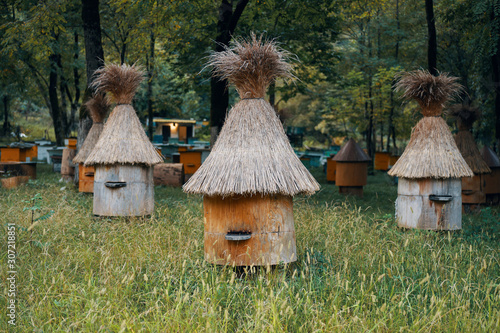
[1,0,499,157]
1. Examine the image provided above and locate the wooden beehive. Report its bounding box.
[78,165,95,193]
[332,139,370,197]
[93,165,154,216]
[1,147,23,162]
[204,195,296,266]
[179,150,202,180]
[84,64,162,217]
[396,178,462,229]
[481,146,500,205]
[374,152,390,171]
[326,158,336,183]
[388,70,473,230]
[183,35,319,266]
[61,148,76,181]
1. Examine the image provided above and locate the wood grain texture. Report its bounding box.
[375,152,390,171]
[396,178,462,230]
[481,168,500,195]
[153,163,184,187]
[0,162,36,179]
[461,175,486,204]
[93,165,154,216]
[326,159,336,182]
[335,162,368,187]
[204,195,297,266]
[0,176,30,189]
[61,149,76,176]
[78,165,95,193]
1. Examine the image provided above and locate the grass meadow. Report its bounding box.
[1,165,499,332]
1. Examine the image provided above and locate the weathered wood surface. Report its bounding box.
[326,159,336,182]
[0,176,30,189]
[0,162,36,179]
[481,169,500,195]
[374,152,390,171]
[78,165,95,193]
[396,178,462,230]
[204,195,297,266]
[461,175,486,204]
[93,165,154,217]
[153,163,184,187]
[336,162,368,187]
[61,148,76,178]
[339,186,363,197]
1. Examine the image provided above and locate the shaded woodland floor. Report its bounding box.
[0,165,499,332]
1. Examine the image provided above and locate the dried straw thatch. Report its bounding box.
[183,35,319,196]
[206,33,294,99]
[73,93,109,164]
[85,63,163,167]
[389,70,472,179]
[446,104,479,131]
[447,105,490,174]
[388,117,473,178]
[333,138,371,162]
[481,146,500,168]
[394,70,463,116]
[91,63,144,105]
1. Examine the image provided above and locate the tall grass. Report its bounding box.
[1,165,499,332]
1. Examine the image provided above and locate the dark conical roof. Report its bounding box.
[481,146,500,168]
[332,139,371,162]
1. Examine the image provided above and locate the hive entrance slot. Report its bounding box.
[105,181,127,189]
[225,231,251,241]
[84,172,95,177]
[429,194,453,202]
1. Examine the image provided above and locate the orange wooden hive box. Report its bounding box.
[450,105,491,207]
[481,146,500,205]
[332,138,371,197]
[374,152,390,171]
[73,94,110,193]
[179,150,202,181]
[183,35,319,266]
[388,70,473,230]
[326,157,336,183]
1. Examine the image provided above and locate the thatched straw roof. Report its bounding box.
[389,70,471,179]
[73,94,109,164]
[183,35,319,196]
[388,117,473,178]
[448,105,490,174]
[332,138,371,162]
[454,131,491,174]
[481,146,500,168]
[85,64,163,167]
[206,33,294,99]
[394,70,463,116]
[447,104,480,131]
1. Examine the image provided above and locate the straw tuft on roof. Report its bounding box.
[333,138,371,162]
[447,104,490,174]
[85,63,162,167]
[91,63,144,104]
[394,70,463,116]
[206,33,294,99]
[481,146,500,168]
[183,34,319,196]
[388,117,473,178]
[446,104,480,131]
[454,131,491,174]
[73,93,110,164]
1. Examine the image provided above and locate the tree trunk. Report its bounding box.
[492,8,500,152]
[210,0,250,145]
[387,0,400,152]
[2,95,9,136]
[147,30,155,140]
[425,0,437,75]
[78,0,105,149]
[49,54,65,146]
